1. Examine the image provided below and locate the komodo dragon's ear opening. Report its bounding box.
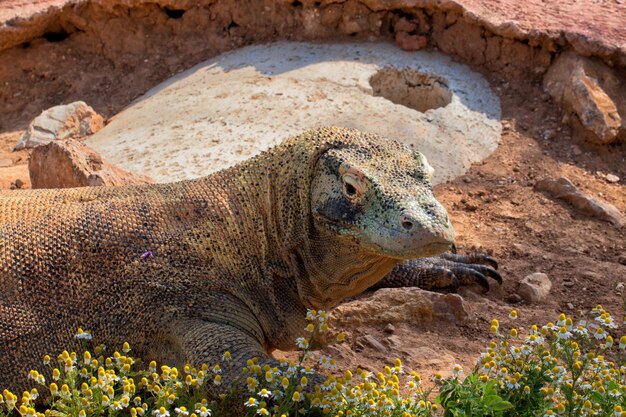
[305,141,354,189]
[413,151,435,181]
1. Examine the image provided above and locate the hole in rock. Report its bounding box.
[43,30,70,42]
[164,7,186,19]
[369,68,452,112]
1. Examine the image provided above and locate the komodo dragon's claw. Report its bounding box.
[438,253,502,291]
[439,252,499,271]
[373,252,502,292]
[445,264,502,292]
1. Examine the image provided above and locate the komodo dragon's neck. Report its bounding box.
[289,230,398,310]
[222,135,399,311]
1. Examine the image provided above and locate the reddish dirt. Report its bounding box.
[1,0,625,390]
[2,0,625,59]
[457,0,626,55]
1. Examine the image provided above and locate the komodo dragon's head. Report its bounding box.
[263,127,455,309]
[308,131,455,260]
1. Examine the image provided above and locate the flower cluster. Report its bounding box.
[236,309,439,417]
[0,331,215,417]
[474,306,626,416]
[2,306,625,417]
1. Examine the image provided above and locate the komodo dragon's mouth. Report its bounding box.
[315,213,453,259]
[359,237,452,260]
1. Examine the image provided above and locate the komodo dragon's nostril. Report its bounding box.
[400,214,415,231]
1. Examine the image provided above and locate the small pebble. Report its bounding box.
[606,174,620,183]
[384,323,395,334]
[356,334,387,353]
[542,130,555,140]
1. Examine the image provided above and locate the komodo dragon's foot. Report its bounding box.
[373,253,502,292]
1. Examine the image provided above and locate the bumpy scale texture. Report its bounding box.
[0,127,500,392]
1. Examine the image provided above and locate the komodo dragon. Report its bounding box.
[0,127,500,393]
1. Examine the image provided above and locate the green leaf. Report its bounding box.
[482,395,501,406]
[489,400,513,411]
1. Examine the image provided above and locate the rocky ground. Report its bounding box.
[1,0,625,388]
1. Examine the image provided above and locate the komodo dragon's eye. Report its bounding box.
[340,169,366,200]
[342,175,358,198]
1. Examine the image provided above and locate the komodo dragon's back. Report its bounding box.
[1,179,228,384]
[0,127,500,393]
[0,162,280,390]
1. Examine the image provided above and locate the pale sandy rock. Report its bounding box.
[398,346,458,370]
[385,335,402,349]
[606,174,620,184]
[566,75,621,144]
[518,273,552,303]
[535,177,625,227]
[86,42,501,184]
[331,287,470,330]
[15,102,104,150]
[29,139,153,189]
[544,51,626,144]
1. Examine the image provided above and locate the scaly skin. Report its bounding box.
[0,127,500,393]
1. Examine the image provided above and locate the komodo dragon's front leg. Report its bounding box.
[373,253,502,292]
[169,290,304,393]
[174,320,268,389]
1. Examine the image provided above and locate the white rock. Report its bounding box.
[15,101,104,150]
[606,174,620,183]
[518,273,552,303]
